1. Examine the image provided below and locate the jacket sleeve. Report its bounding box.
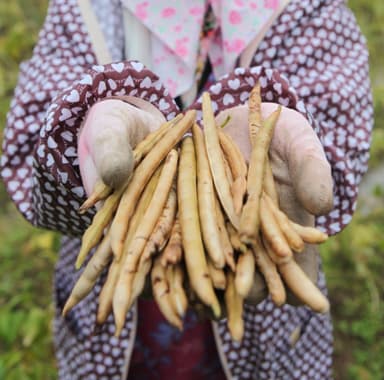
[0,0,178,237]
[191,0,373,236]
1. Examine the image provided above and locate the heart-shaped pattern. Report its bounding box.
[67,89,80,103]
[131,61,144,72]
[111,62,124,73]
[59,108,72,121]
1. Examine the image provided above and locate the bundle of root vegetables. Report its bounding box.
[63,84,329,342]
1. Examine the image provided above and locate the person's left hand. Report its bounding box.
[215,103,334,306]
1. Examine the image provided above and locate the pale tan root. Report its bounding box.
[252,240,286,306]
[160,216,183,266]
[113,149,179,336]
[263,162,279,205]
[218,130,248,178]
[235,248,255,299]
[263,193,304,253]
[133,114,183,165]
[96,170,161,326]
[79,180,112,214]
[248,82,263,146]
[260,194,292,258]
[178,136,221,318]
[262,236,292,265]
[226,222,247,254]
[76,185,126,269]
[141,185,177,261]
[202,92,239,229]
[247,84,279,205]
[225,271,244,342]
[278,259,330,313]
[110,110,196,259]
[151,257,183,329]
[223,149,234,185]
[207,259,227,290]
[290,222,329,244]
[167,264,188,318]
[218,130,247,214]
[63,232,112,316]
[96,258,119,326]
[193,124,225,269]
[214,195,236,271]
[231,177,248,216]
[130,258,153,305]
[239,106,282,245]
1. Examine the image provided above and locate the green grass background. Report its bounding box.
[0,1,383,379]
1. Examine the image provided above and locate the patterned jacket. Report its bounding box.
[1,0,373,379]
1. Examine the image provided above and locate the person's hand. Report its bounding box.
[215,103,333,305]
[78,98,166,196]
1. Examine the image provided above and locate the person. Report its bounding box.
[1,0,373,379]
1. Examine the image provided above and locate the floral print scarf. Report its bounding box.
[122,0,288,97]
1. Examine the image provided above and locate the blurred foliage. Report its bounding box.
[0,1,57,379]
[347,0,384,170]
[0,0,383,380]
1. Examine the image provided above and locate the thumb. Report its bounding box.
[79,99,163,190]
[270,105,333,216]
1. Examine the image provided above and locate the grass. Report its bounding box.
[0,1,383,379]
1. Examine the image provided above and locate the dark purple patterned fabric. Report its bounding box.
[1,0,373,379]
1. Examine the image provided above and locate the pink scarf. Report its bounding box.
[122,0,288,97]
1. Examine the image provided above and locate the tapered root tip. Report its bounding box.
[314,298,330,314]
[75,258,83,271]
[62,299,73,317]
[211,301,221,319]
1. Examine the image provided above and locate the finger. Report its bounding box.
[83,100,137,189]
[269,104,333,216]
[81,100,163,189]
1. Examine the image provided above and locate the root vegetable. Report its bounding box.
[151,257,183,330]
[178,136,221,318]
[252,240,286,306]
[202,92,239,229]
[248,82,279,204]
[263,193,304,252]
[235,248,255,299]
[167,264,188,318]
[207,259,227,290]
[141,185,177,261]
[133,114,183,165]
[225,271,244,342]
[260,193,292,258]
[76,185,125,269]
[193,123,225,269]
[113,149,179,336]
[278,259,330,313]
[78,180,112,214]
[110,110,196,259]
[160,216,183,266]
[214,195,236,271]
[63,232,112,316]
[290,222,328,244]
[240,106,281,245]
[218,130,247,215]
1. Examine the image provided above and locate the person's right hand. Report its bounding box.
[78,98,166,196]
